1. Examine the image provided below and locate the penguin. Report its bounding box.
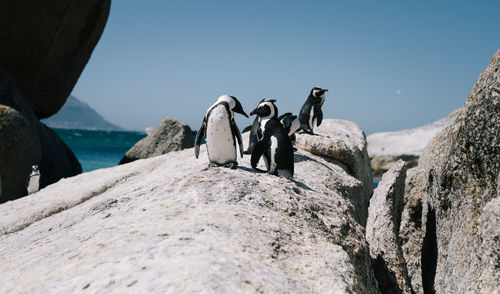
[26,165,40,194]
[278,112,300,146]
[298,87,328,134]
[249,99,294,179]
[243,98,276,155]
[194,95,249,168]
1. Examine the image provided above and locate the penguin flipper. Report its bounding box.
[230,119,244,158]
[251,139,270,170]
[194,117,207,158]
[314,104,323,127]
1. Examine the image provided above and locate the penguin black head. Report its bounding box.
[279,112,297,127]
[310,87,328,98]
[250,99,278,119]
[217,95,249,118]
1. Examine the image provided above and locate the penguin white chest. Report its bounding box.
[309,107,316,131]
[205,105,236,164]
[268,136,278,174]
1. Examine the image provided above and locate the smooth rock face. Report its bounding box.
[418,50,500,293]
[366,160,413,293]
[0,120,379,293]
[296,119,373,226]
[0,105,41,202]
[0,0,111,118]
[367,110,459,178]
[398,167,426,293]
[120,118,194,164]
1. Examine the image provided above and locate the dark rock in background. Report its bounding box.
[0,0,111,118]
[0,0,110,201]
[0,66,82,203]
[120,118,194,164]
[0,68,41,202]
[38,123,82,190]
[0,105,41,202]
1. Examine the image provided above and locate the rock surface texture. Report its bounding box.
[0,0,110,201]
[0,105,41,200]
[0,67,81,203]
[416,50,500,293]
[367,110,459,178]
[0,0,111,118]
[120,118,194,165]
[398,167,426,293]
[37,123,82,190]
[295,119,373,226]
[391,50,500,293]
[0,120,379,293]
[366,160,413,294]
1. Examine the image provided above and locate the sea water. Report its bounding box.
[54,129,147,172]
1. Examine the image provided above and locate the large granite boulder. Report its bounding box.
[393,50,500,293]
[38,123,82,190]
[120,118,194,164]
[0,67,81,202]
[416,50,500,293]
[366,160,413,293]
[0,0,111,118]
[0,105,41,202]
[295,119,373,226]
[367,110,459,178]
[0,120,380,293]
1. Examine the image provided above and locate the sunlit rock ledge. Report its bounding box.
[0,119,378,293]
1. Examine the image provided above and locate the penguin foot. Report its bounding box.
[299,129,314,135]
[224,162,238,169]
[208,162,219,168]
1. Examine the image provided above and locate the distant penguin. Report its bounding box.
[26,165,40,194]
[249,99,294,179]
[299,87,328,134]
[244,98,276,155]
[195,95,249,168]
[278,112,300,145]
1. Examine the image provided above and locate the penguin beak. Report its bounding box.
[235,108,249,118]
[320,89,328,95]
[232,97,249,118]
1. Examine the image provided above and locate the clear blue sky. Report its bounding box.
[72,0,500,134]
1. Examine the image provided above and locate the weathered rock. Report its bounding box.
[367,110,459,178]
[0,67,39,124]
[366,160,413,293]
[398,167,426,293]
[417,50,500,293]
[37,123,82,190]
[0,105,41,202]
[0,0,111,118]
[120,118,194,164]
[0,67,82,201]
[0,120,379,293]
[296,119,373,226]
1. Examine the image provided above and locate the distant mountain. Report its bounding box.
[42,95,123,130]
